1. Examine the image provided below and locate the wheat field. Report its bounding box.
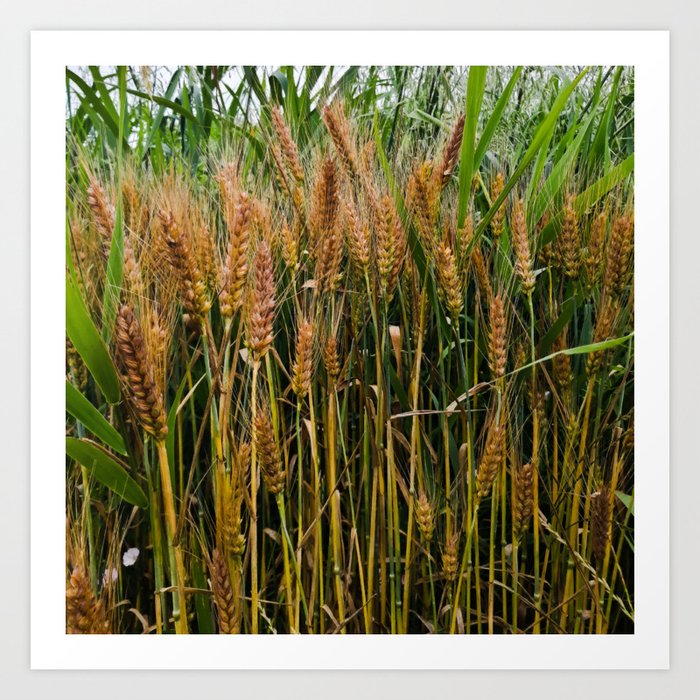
[65,65,634,635]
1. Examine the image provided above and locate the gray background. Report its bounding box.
[2,3,697,697]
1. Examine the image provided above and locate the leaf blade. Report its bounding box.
[66,437,147,509]
[457,66,487,228]
[471,68,589,249]
[66,381,127,455]
[66,274,121,404]
[474,66,522,169]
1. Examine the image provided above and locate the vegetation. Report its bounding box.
[65,65,634,634]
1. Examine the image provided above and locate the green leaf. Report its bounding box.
[166,371,190,478]
[243,66,268,106]
[329,66,360,100]
[101,68,127,342]
[66,216,76,279]
[574,154,634,215]
[127,86,199,123]
[531,92,602,224]
[66,381,127,455]
[474,67,522,169]
[190,534,215,633]
[89,66,120,126]
[525,117,557,205]
[66,274,121,404]
[143,69,183,154]
[447,332,634,412]
[269,69,287,104]
[470,68,589,251]
[303,66,325,98]
[539,293,580,356]
[66,437,147,509]
[591,67,622,168]
[101,192,124,342]
[517,332,634,375]
[615,490,634,516]
[539,153,634,249]
[67,69,128,152]
[457,66,487,228]
[117,66,128,149]
[407,108,447,130]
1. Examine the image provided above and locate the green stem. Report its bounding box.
[250,359,260,634]
[156,440,188,634]
[528,292,542,634]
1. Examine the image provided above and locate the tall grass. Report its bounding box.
[65,65,634,634]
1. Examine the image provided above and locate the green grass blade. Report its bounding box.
[66,381,127,455]
[538,154,634,247]
[448,331,633,412]
[128,84,199,124]
[329,66,360,100]
[409,108,447,130]
[591,66,622,169]
[243,66,268,106]
[616,491,634,516]
[531,90,603,223]
[574,154,634,215]
[67,69,122,148]
[517,332,634,375]
[66,274,121,404]
[101,179,124,341]
[190,535,215,633]
[457,66,487,228]
[539,293,579,355]
[101,67,127,342]
[470,67,589,249]
[66,437,147,509]
[269,69,287,105]
[474,66,522,169]
[88,66,120,125]
[143,68,183,155]
[525,117,556,205]
[304,66,325,97]
[66,216,76,279]
[166,372,190,480]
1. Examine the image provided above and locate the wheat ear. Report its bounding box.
[211,548,236,634]
[488,293,507,380]
[292,319,315,397]
[86,176,115,254]
[247,241,276,359]
[435,239,463,318]
[322,101,359,180]
[271,106,304,184]
[255,407,285,494]
[603,214,634,299]
[476,423,505,501]
[590,485,612,564]
[513,462,534,539]
[66,566,110,634]
[116,304,167,441]
[489,172,506,239]
[558,197,581,279]
[433,114,466,189]
[511,197,536,294]
[220,192,251,318]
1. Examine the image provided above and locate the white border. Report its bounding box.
[30,30,669,669]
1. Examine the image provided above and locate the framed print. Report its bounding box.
[30,30,669,669]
